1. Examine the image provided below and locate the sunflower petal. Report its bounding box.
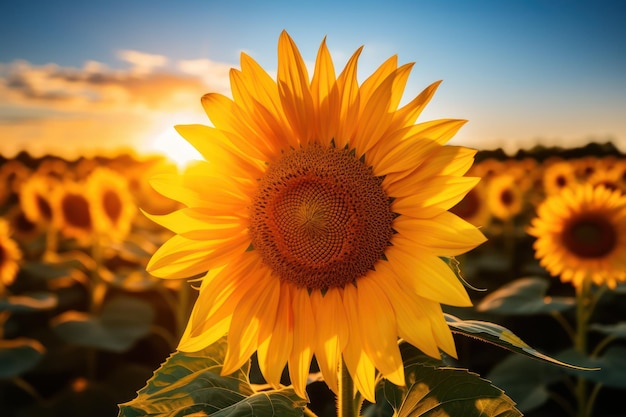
[289,287,316,399]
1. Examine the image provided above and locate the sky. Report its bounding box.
[1,0,625,162]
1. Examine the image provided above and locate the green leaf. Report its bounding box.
[487,354,564,413]
[52,296,154,353]
[445,313,589,370]
[477,277,574,315]
[383,342,451,412]
[0,338,46,379]
[0,292,58,313]
[118,337,306,417]
[590,322,626,339]
[557,346,626,389]
[396,366,521,417]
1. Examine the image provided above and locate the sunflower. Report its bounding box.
[146,31,486,401]
[528,184,626,289]
[486,174,524,221]
[0,159,31,207]
[86,167,136,242]
[542,159,578,196]
[19,175,56,226]
[0,219,22,287]
[450,175,490,228]
[52,180,94,243]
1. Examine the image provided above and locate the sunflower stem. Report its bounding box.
[574,276,592,417]
[338,359,357,417]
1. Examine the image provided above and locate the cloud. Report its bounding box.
[0,52,235,158]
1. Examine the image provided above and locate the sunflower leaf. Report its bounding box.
[395,365,521,417]
[556,346,626,389]
[118,337,306,417]
[476,277,575,315]
[486,353,564,413]
[0,292,58,313]
[51,296,154,353]
[0,338,46,379]
[445,313,592,370]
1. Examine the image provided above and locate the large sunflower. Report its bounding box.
[528,184,626,289]
[146,31,486,401]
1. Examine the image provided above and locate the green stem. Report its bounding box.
[574,277,592,417]
[338,360,357,417]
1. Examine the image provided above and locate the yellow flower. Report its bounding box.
[52,180,94,243]
[146,31,486,401]
[486,174,524,221]
[528,184,626,289]
[542,159,578,196]
[86,167,136,242]
[19,175,56,226]
[0,219,22,287]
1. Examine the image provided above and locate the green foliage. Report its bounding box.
[445,313,587,369]
[477,276,575,315]
[487,354,564,413]
[51,296,154,353]
[0,338,45,379]
[557,346,626,389]
[118,337,306,417]
[0,292,58,313]
[393,366,521,417]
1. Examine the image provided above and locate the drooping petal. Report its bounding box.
[310,288,348,394]
[288,287,316,399]
[356,278,404,386]
[342,284,377,402]
[257,281,294,387]
[222,269,280,375]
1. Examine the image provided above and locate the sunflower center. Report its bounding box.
[451,188,479,220]
[62,193,92,229]
[500,189,514,207]
[562,214,617,258]
[36,194,53,221]
[249,144,394,290]
[0,244,6,265]
[103,190,122,223]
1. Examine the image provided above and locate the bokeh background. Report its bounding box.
[1,1,626,416]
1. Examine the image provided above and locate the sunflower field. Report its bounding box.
[0,140,625,417]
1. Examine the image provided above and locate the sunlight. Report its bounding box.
[147,125,203,171]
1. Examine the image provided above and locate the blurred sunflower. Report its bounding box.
[52,180,94,243]
[450,177,490,227]
[0,160,31,207]
[146,31,486,401]
[528,184,626,289]
[0,219,22,287]
[86,167,136,242]
[5,207,42,244]
[587,166,625,194]
[19,175,56,226]
[542,160,577,196]
[486,174,524,221]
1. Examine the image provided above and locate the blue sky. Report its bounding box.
[1,0,625,158]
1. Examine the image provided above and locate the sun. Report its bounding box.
[147,125,203,170]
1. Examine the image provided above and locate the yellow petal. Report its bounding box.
[334,46,363,149]
[310,288,348,394]
[288,287,316,399]
[393,213,487,256]
[391,176,480,215]
[257,282,294,387]
[342,284,377,402]
[277,30,315,144]
[222,270,280,375]
[384,244,472,307]
[372,263,440,358]
[311,37,339,144]
[357,278,405,386]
